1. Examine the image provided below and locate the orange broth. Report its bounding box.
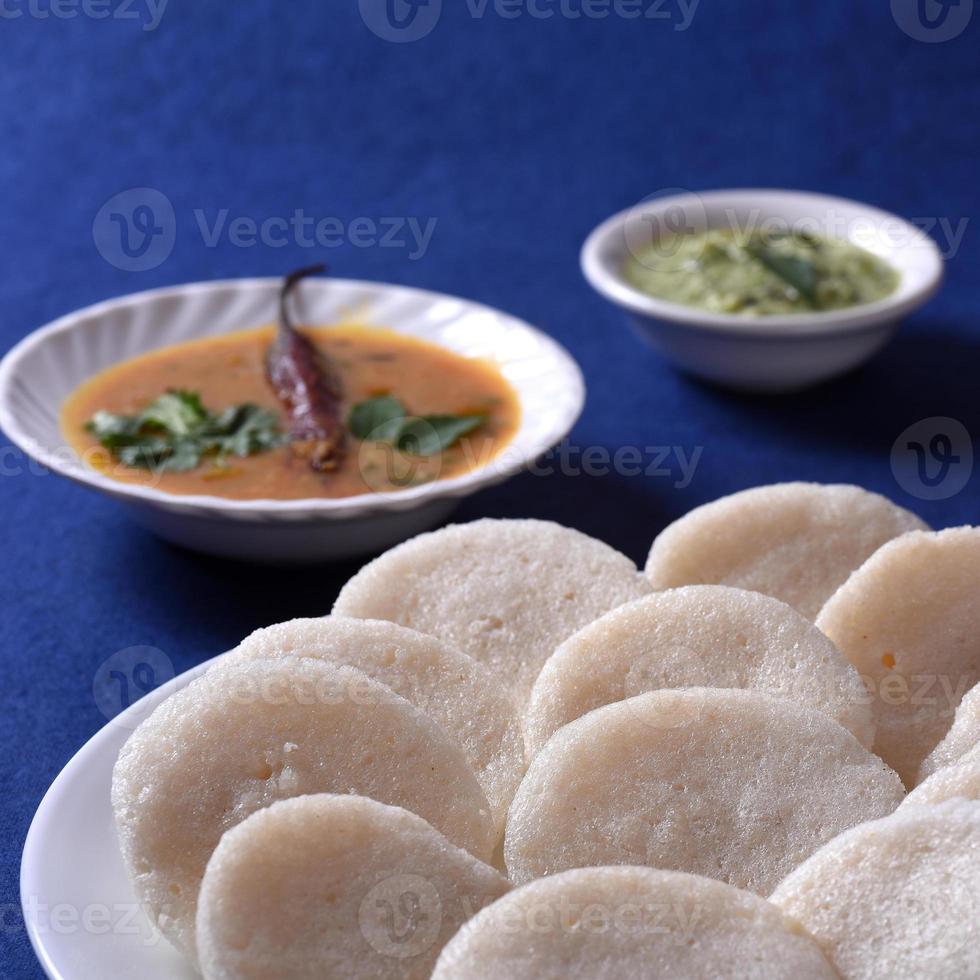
[61,325,520,500]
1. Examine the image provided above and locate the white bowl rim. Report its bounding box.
[0,277,585,518]
[581,188,945,336]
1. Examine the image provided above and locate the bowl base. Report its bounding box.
[123,498,460,564]
[628,315,900,393]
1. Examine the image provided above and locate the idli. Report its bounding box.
[917,682,980,783]
[333,519,650,712]
[431,867,838,980]
[899,743,980,810]
[645,483,926,619]
[524,586,874,757]
[816,527,980,786]
[197,795,510,980]
[227,617,525,835]
[112,657,495,961]
[771,799,980,979]
[504,688,904,893]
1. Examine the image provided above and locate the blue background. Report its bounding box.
[2,2,977,974]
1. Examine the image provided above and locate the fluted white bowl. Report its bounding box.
[0,278,584,562]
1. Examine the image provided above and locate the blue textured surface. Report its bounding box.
[2,3,978,974]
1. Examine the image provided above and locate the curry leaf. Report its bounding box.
[396,415,487,456]
[346,396,406,441]
[346,397,487,456]
[746,244,819,308]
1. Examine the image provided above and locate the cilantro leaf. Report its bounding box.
[85,390,286,473]
[139,390,208,435]
[202,404,286,458]
[86,410,143,445]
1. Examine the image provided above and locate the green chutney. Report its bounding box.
[624,229,899,315]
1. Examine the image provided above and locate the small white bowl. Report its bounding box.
[581,189,944,392]
[0,278,584,563]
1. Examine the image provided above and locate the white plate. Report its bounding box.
[0,278,585,562]
[21,655,227,980]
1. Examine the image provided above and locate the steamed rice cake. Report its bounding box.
[816,527,980,786]
[227,617,525,835]
[771,799,980,979]
[504,688,904,893]
[917,682,980,783]
[431,867,838,979]
[112,657,495,961]
[899,744,980,810]
[523,586,874,756]
[645,483,926,619]
[197,795,510,980]
[333,519,650,712]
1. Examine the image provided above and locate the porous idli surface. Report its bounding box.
[431,867,838,980]
[112,657,495,962]
[918,682,980,783]
[227,617,525,836]
[899,743,980,810]
[524,586,874,757]
[197,795,510,980]
[816,527,980,786]
[645,483,926,619]
[504,688,904,893]
[332,519,651,712]
[771,800,980,979]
